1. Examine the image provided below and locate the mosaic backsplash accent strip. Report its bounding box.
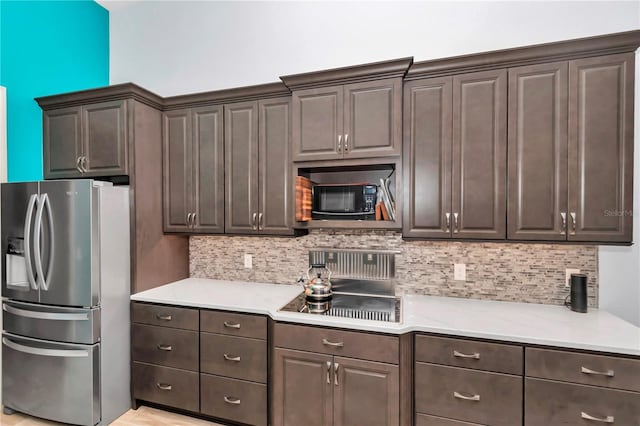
[190,230,598,307]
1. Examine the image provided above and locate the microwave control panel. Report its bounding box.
[364,185,377,212]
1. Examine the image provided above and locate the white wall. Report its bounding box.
[107,1,640,96]
[105,1,640,324]
[598,50,640,327]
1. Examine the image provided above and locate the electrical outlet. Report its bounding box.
[565,268,580,287]
[454,263,466,281]
[244,254,253,269]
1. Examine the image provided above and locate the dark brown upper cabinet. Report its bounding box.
[568,53,634,243]
[508,54,634,243]
[43,100,127,179]
[37,84,190,293]
[292,79,401,162]
[403,70,507,239]
[282,57,412,163]
[163,105,224,234]
[508,62,568,241]
[225,97,292,235]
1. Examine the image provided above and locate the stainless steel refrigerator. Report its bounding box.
[1,180,131,425]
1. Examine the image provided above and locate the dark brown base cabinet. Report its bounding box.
[525,347,640,425]
[132,302,269,426]
[414,335,523,426]
[272,323,401,426]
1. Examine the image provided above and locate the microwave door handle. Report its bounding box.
[23,194,39,291]
[33,194,47,291]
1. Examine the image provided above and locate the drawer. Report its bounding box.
[132,324,198,371]
[132,302,198,330]
[200,333,267,383]
[132,362,199,412]
[415,334,522,375]
[525,377,640,425]
[526,347,640,392]
[416,414,482,426]
[200,374,267,426]
[274,322,399,364]
[415,362,522,426]
[201,310,266,340]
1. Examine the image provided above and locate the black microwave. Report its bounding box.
[312,183,377,220]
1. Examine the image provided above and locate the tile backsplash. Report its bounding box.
[190,230,598,307]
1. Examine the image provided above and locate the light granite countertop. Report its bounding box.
[131,278,640,356]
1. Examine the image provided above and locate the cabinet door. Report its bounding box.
[452,69,507,239]
[163,109,192,232]
[402,77,453,238]
[333,356,399,426]
[343,78,402,158]
[292,86,343,161]
[43,106,82,179]
[508,62,568,241]
[82,100,128,176]
[272,348,333,426]
[225,101,259,234]
[568,53,634,242]
[259,97,293,235]
[192,105,224,233]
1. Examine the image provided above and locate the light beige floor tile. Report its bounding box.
[0,406,224,425]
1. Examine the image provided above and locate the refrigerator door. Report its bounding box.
[37,180,98,308]
[2,300,100,344]
[2,333,100,426]
[1,182,40,303]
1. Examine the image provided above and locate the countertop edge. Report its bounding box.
[130,289,640,358]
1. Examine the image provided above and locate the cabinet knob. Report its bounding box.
[337,135,343,153]
[223,354,241,362]
[453,212,459,233]
[223,396,241,405]
[252,213,258,230]
[223,321,241,329]
[76,157,83,174]
[81,156,88,173]
[156,314,172,321]
[258,212,263,230]
[560,212,567,235]
[581,366,614,377]
[445,213,451,233]
[570,212,577,235]
[334,362,340,386]
[343,134,349,152]
[157,344,172,351]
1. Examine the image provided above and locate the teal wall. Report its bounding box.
[0,0,109,182]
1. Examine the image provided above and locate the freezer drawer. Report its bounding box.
[3,301,100,344]
[2,333,100,426]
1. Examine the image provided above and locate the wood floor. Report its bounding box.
[0,405,224,425]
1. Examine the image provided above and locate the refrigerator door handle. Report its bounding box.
[23,194,39,290]
[34,194,54,291]
[2,337,89,358]
[3,303,89,321]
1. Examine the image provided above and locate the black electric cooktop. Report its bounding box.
[279,291,401,323]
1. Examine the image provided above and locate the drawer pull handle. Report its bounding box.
[581,367,614,377]
[156,383,172,391]
[157,344,172,351]
[322,338,344,347]
[223,321,241,329]
[581,412,614,423]
[334,362,340,386]
[326,361,332,384]
[223,354,241,362]
[453,350,480,359]
[156,314,172,321]
[453,391,480,401]
[223,396,241,405]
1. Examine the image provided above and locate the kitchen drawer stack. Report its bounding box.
[132,303,200,412]
[414,335,523,426]
[200,310,268,426]
[525,347,640,425]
